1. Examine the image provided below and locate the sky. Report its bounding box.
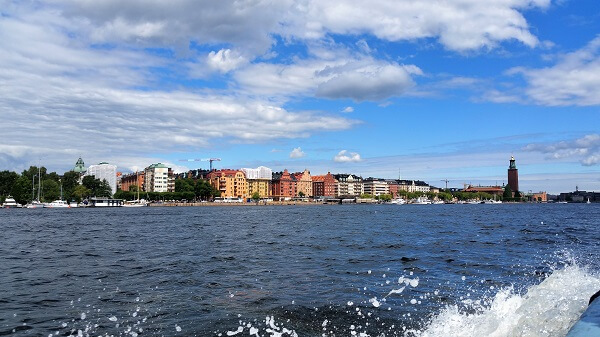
[1,0,599,194]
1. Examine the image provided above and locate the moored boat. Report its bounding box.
[44,200,70,208]
[2,196,22,208]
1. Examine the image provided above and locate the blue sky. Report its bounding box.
[1,0,599,194]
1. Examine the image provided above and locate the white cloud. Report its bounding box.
[235,56,421,101]
[524,134,600,166]
[502,36,600,106]
[290,147,306,158]
[342,106,354,113]
[334,150,361,163]
[206,48,247,73]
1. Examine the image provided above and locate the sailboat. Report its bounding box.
[123,172,149,207]
[25,167,45,209]
[587,198,591,204]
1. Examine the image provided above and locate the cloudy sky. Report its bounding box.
[1,0,599,193]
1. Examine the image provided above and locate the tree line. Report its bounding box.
[0,167,111,204]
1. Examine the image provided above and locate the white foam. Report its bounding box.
[413,264,600,337]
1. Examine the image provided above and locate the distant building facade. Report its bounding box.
[293,169,313,197]
[464,185,503,196]
[333,174,363,197]
[207,169,248,199]
[312,172,337,198]
[363,178,390,197]
[121,171,145,192]
[144,163,175,192]
[86,162,117,195]
[271,169,296,200]
[242,166,273,198]
[397,180,430,193]
[241,166,273,180]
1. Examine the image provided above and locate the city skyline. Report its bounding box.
[1,1,599,194]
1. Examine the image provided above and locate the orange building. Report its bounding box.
[312,172,337,198]
[207,169,248,199]
[464,185,503,196]
[272,169,296,200]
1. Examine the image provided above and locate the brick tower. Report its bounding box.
[508,156,519,195]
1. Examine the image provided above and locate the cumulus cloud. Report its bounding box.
[289,147,306,158]
[495,36,600,106]
[342,106,354,113]
[206,48,247,73]
[235,57,421,101]
[334,150,361,163]
[524,134,600,166]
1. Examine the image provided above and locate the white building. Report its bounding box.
[240,166,272,180]
[363,178,390,197]
[144,163,175,192]
[333,174,364,197]
[86,162,117,195]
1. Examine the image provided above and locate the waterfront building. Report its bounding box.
[387,180,400,198]
[247,179,271,198]
[396,179,431,193]
[86,162,117,195]
[116,172,122,191]
[363,177,390,197]
[558,188,599,203]
[144,163,175,192]
[531,191,548,202]
[312,172,337,198]
[508,156,519,196]
[292,169,313,197]
[207,169,248,199]
[333,174,363,197]
[121,171,145,192]
[271,169,296,200]
[464,185,503,196]
[241,166,273,180]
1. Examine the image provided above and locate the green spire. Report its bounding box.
[73,157,86,173]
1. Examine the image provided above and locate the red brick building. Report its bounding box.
[508,156,519,195]
[312,172,337,198]
[121,171,145,192]
[271,169,296,200]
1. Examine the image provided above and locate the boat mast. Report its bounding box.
[37,166,41,202]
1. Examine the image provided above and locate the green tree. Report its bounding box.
[61,171,81,201]
[42,179,60,201]
[514,190,521,201]
[298,191,305,198]
[360,193,374,199]
[379,194,393,202]
[503,185,512,201]
[10,175,31,205]
[0,170,19,197]
[72,185,91,202]
[251,191,261,203]
[97,179,113,197]
[175,178,195,193]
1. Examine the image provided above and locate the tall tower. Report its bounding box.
[508,156,519,195]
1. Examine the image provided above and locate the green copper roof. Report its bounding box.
[72,157,86,173]
[147,163,168,169]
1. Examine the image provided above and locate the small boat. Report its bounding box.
[389,198,406,205]
[25,200,45,209]
[44,200,70,208]
[482,199,502,204]
[412,197,431,205]
[558,201,568,204]
[123,199,149,207]
[587,198,591,204]
[432,200,445,204]
[2,196,22,208]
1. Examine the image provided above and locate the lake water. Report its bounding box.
[1,204,599,336]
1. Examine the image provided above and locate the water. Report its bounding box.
[1,204,599,336]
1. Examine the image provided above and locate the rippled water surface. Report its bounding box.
[1,204,599,336]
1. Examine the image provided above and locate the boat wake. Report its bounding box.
[219,263,600,337]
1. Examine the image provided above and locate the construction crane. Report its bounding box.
[179,158,221,171]
[440,179,450,189]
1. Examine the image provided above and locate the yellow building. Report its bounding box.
[293,169,312,197]
[247,179,271,198]
[207,170,248,199]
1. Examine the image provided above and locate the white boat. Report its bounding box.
[2,196,22,208]
[69,202,79,208]
[389,198,406,205]
[412,197,431,205]
[587,198,591,204]
[25,200,45,208]
[123,199,149,207]
[44,200,70,208]
[432,200,445,204]
[483,199,502,204]
[558,201,568,204]
[25,167,45,209]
